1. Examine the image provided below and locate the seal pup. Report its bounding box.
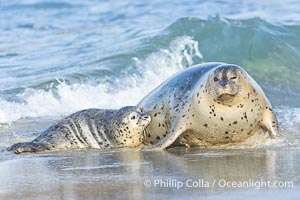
[8,106,151,154]
[137,62,278,150]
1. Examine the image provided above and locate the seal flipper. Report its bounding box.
[7,142,50,154]
[259,108,278,139]
[142,122,186,151]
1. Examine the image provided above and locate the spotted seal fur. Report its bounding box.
[138,62,278,150]
[8,106,151,154]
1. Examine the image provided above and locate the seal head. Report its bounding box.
[116,106,151,130]
[113,106,151,147]
[206,65,244,105]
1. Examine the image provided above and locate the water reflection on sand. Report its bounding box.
[0,147,299,200]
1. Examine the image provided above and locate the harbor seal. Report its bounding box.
[138,62,278,150]
[8,106,151,154]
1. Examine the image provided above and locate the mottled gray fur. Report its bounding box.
[8,106,151,154]
[138,62,278,150]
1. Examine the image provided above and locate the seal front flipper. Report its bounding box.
[7,142,50,154]
[142,123,186,151]
[259,107,278,139]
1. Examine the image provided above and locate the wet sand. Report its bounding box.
[0,147,299,200]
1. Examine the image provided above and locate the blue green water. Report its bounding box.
[0,1,300,199]
[1,0,300,123]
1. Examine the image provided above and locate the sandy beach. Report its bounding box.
[1,0,300,199]
[0,147,299,200]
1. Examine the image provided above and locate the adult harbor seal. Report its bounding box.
[8,106,151,154]
[138,62,278,150]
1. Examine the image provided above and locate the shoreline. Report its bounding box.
[0,147,299,199]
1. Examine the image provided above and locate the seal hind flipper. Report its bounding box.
[7,142,50,154]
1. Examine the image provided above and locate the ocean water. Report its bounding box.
[0,0,300,199]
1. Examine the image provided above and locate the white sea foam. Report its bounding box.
[276,108,300,137]
[0,36,203,124]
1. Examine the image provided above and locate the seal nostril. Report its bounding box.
[220,81,227,87]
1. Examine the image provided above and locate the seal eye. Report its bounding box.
[213,77,219,82]
[231,77,237,80]
[131,116,136,120]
